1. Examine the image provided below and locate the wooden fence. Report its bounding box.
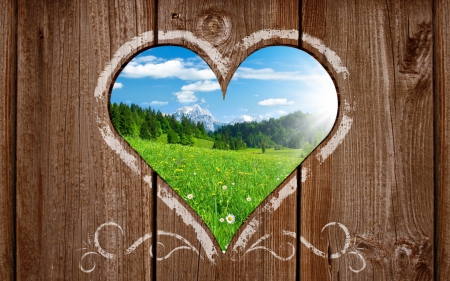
[1,0,449,280]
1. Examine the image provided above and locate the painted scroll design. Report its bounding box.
[78,222,203,273]
[79,222,366,274]
[230,222,365,273]
[93,29,356,266]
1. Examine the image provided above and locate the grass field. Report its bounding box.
[125,136,303,251]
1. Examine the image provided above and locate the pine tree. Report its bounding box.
[110,103,123,134]
[139,119,152,140]
[118,102,135,136]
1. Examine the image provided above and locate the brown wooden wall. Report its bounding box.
[0,0,448,280]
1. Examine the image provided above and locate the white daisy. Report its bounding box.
[226,214,235,224]
[219,218,224,223]
[246,197,252,202]
[187,194,194,200]
[222,185,228,190]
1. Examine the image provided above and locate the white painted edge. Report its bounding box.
[157,185,218,262]
[231,217,260,253]
[301,167,309,183]
[159,30,231,79]
[94,31,154,183]
[316,99,355,163]
[302,33,350,78]
[236,29,299,50]
[232,177,297,252]
[94,31,154,101]
[261,176,297,213]
[93,28,354,264]
[98,124,140,175]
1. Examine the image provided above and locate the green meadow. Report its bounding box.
[125,136,302,251]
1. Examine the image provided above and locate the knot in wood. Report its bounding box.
[170,10,185,29]
[196,11,231,46]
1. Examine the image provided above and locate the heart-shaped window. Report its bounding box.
[110,46,337,251]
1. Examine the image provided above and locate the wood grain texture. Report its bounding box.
[301,0,434,280]
[10,0,446,279]
[0,0,16,280]
[16,0,155,279]
[158,0,299,96]
[435,0,450,279]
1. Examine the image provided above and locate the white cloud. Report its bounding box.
[258,98,295,106]
[133,55,163,63]
[174,90,198,103]
[181,80,220,92]
[113,82,123,89]
[233,67,324,81]
[149,101,168,106]
[122,59,215,80]
[201,98,207,103]
[125,100,132,104]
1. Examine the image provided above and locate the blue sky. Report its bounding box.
[111,46,337,123]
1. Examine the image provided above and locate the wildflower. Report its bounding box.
[217,181,223,185]
[222,185,228,190]
[186,194,194,200]
[246,197,252,202]
[219,218,225,223]
[216,167,221,172]
[193,172,196,176]
[232,182,235,186]
[226,214,235,224]
[276,178,280,181]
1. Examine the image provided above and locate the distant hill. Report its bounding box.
[229,114,267,125]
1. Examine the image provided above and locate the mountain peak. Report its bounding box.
[172,104,222,132]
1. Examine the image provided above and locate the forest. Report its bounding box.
[110,102,333,154]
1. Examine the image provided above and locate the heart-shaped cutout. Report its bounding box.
[110,46,337,251]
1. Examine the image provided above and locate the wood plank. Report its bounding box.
[0,0,16,280]
[156,172,298,281]
[435,0,450,279]
[16,0,155,279]
[301,0,434,279]
[156,1,300,280]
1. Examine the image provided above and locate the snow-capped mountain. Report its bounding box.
[229,115,267,125]
[172,105,267,132]
[172,104,224,132]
